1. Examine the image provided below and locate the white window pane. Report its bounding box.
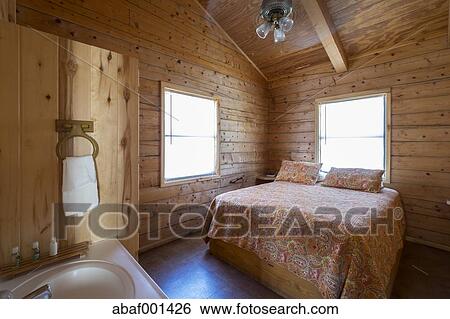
[320,137,385,172]
[319,95,387,173]
[163,88,218,183]
[321,96,385,138]
[165,91,217,137]
[165,137,216,180]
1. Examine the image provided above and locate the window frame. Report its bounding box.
[160,82,220,187]
[315,89,392,183]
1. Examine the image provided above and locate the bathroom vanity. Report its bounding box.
[0,240,166,299]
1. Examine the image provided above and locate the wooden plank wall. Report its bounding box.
[0,21,20,267]
[0,0,16,22]
[0,21,59,266]
[58,39,140,257]
[268,29,450,249]
[0,20,139,266]
[14,0,270,251]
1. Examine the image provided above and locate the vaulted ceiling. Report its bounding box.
[198,0,448,79]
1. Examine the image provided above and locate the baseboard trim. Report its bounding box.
[406,236,450,252]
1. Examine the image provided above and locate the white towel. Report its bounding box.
[62,155,99,217]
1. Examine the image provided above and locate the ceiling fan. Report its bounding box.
[256,0,294,43]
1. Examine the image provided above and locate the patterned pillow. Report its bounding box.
[275,161,322,185]
[322,167,384,193]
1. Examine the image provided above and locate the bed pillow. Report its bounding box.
[322,167,384,193]
[275,160,322,185]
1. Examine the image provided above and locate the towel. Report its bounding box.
[62,155,99,217]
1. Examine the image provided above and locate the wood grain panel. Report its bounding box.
[57,40,140,257]
[90,47,119,241]
[0,23,61,266]
[406,226,450,248]
[302,0,347,72]
[268,33,450,250]
[12,0,450,254]
[58,39,93,246]
[403,198,450,219]
[0,21,19,266]
[198,0,447,77]
[19,26,58,260]
[0,0,15,22]
[407,213,450,235]
[198,0,323,78]
[391,156,450,173]
[117,54,140,258]
[209,239,323,298]
[14,0,270,251]
[329,0,448,59]
[17,0,265,85]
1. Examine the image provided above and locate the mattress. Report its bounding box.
[202,181,405,298]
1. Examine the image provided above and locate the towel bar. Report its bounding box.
[55,120,99,160]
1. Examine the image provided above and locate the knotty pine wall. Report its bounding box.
[13,0,270,251]
[0,21,58,266]
[11,0,448,252]
[0,0,15,22]
[268,32,450,249]
[0,20,140,266]
[58,39,139,257]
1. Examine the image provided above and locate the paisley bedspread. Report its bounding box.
[202,181,405,298]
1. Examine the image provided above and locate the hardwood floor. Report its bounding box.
[139,238,450,299]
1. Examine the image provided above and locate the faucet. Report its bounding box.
[24,284,53,299]
[11,246,21,266]
[32,241,40,261]
[0,285,52,299]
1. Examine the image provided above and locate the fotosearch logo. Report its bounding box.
[52,203,403,241]
[210,205,404,239]
[52,203,208,241]
[52,203,140,241]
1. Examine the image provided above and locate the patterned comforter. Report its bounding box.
[202,181,405,298]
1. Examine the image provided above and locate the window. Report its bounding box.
[316,91,391,182]
[161,83,219,186]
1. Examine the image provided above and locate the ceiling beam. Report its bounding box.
[302,0,347,73]
[0,0,16,23]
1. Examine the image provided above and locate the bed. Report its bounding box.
[202,181,405,298]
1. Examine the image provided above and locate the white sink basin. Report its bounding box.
[12,260,135,299]
[0,240,166,299]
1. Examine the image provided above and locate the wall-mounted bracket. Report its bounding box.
[55,120,98,160]
[55,120,94,134]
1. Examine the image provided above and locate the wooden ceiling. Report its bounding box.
[198,0,448,79]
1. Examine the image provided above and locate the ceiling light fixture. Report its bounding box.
[256,0,294,43]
